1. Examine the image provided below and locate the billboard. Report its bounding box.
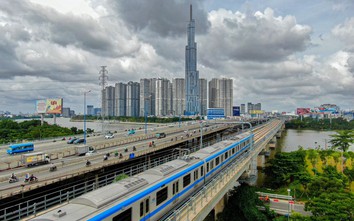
[207,108,225,119]
[46,98,63,114]
[36,100,47,114]
[233,106,240,116]
[296,108,311,115]
[250,110,264,114]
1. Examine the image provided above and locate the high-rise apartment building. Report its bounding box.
[103,86,115,117]
[115,82,127,116]
[199,78,207,116]
[172,78,185,116]
[87,105,94,116]
[247,102,262,114]
[185,5,200,115]
[209,78,233,117]
[140,78,152,117]
[240,104,246,114]
[155,78,171,116]
[126,81,140,117]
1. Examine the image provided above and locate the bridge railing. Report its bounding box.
[256,192,293,200]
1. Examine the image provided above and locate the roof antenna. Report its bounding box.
[190,4,192,21]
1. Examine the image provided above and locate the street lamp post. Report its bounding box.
[287,188,291,220]
[200,121,203,150]
[144,95,151,134]
[84,90,91,145]
[145,109,147,134]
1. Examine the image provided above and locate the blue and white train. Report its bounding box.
[33,132,253,221]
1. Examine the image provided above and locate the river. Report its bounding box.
[277,129,354,152]
[15,117,159,133]
[257,129,354,187]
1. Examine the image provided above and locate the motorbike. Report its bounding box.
[132,146,136,151]
[49,165,57,172]
[86,161,91,167]
[9,176,19,183]
[103,155,108,161]
[24,176,38,184]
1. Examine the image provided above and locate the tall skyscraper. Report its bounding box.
[172,78,185,116]
[185,4,200,115]
[209,78,233,117]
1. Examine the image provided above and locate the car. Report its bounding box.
[73,138,85,144]
[105,133,114,139]
[67,138,78,144]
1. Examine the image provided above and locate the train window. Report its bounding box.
[201,166,204,176]
[225,152,228,159]
[140,202,144,217]
[156,187,168,206]
[194,169,199,180]
[207,163,209,173]
[146,198,149,213]
[176,181,179,193]
[183,174,191,188]
[113,208,132,221]
[232,148,235,154]
[215,157,220,166]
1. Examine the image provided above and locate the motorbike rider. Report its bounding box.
[86,159,91,166]
[29,174,36,182]
[25,173,30,181]
[132,146,136,151]
[10,173,17,181]
[103,154,108,161]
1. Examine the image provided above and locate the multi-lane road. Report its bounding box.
[0,121,230,197]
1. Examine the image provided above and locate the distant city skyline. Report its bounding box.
[1,0,354,114]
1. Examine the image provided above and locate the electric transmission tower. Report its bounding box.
[99,66,108,133]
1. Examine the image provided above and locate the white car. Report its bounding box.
[105,134,114,139]
[85,150,96,156]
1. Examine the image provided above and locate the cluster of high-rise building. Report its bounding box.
[100,5,233,118]
[101,77,232,117]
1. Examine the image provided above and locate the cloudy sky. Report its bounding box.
[1,0,353,114]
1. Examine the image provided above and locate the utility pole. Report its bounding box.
[99,66,108,133]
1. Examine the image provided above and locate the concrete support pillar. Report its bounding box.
[214,194,227,220]
[257,155,265,169]
[250,156,258,177]
[269,137,276,149]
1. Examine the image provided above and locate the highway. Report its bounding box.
[0,121,231,197]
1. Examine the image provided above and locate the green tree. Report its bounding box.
[264,149,307,188]
[305,192,354,221]
[329,130,354,152]
[217,185,272,221]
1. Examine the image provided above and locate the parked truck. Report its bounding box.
[75,145,95,156]
[22,152,50,167]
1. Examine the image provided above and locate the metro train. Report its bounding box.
[33,132,253,221]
